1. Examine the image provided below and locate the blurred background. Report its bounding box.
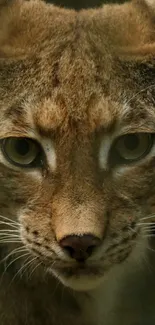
[48,0,127,10]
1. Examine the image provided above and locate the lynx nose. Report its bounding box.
[59,234,101,262]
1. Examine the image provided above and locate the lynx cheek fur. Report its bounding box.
[1,0,155,324]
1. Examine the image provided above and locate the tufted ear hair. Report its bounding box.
[128,0,155,58]
[0,0,19,57]
[0,0,51,58]
[102,0,155,59]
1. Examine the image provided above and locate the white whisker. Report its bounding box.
[137,222,155,226]
[4,252,30,272]
[0,215,19,226]
[0,251,30,285]
[0,235,20,241]
[145,246,155,254]
[0,238,21,244]
[142,229,155,235]
[140,225,155,229]
[140,215,155,221]
[0,221,19,229]
[142,234,155,238]
[10,256,38,284]
[0,232,20,238]
[0,247,27,264]
[0,229,19,233]
[125,84,155,106]
[28,260,42,279]
[138,222,155,226]
[0,231,20,235]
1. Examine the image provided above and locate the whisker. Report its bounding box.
[142,230,155,235]
[0,246,27,263]
[0,231,19,235]
[0,215,20,226]
[139,225,155,229]
[0,240,22,244]
[0,235,20,238]
[10,256,38,284]
[0,236,20,240]
[145,245,155,254]
[0,247,28,264]
[142,226,155,230]
[125,84,155,106]
[0,232,20,236]
[0,251,30,285]
[137,222,155,226]
[139,225,155,230]
[128,226,137,233]
[0,223,19,232]
[0,221,19,229]
[141,234,155,238]
[28,260,42,279]
[4,252,30,272]
[22,258,37,275]
[0,239,21,243]
[140,215,155,221]
[0,235,20,241]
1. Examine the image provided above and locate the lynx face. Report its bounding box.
[0,0,155,291]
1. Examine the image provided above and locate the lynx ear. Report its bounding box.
[0,0,25,58]
[144,0,155,9]
[0,0,54,58]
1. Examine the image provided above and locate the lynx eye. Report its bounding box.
[1,137,41,167]
[111,133,153,164]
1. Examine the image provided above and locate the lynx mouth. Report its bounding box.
[52,263,103,276]
[47,262,105,291]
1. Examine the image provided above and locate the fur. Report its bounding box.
[0,0,155,324]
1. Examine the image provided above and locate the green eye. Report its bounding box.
[1,137,42,167]
[112,133,153,164]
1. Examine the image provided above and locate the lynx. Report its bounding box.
[0,0,155,324]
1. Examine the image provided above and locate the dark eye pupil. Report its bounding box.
[124,135,139,151]
[15,139,30,156]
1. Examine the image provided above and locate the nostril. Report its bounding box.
[59,234,101,262]
[86,245,96,256]
[64,246,75,259]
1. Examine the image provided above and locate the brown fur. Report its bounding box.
[0,0,155,324]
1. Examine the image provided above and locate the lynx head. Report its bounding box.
[0,0,155,291]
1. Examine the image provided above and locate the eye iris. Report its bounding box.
[124,135,139,151]
[15,139,30,156]
[1,137,41,167]
[113,133,153,164]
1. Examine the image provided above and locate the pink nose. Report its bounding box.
[59,234,101,262]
